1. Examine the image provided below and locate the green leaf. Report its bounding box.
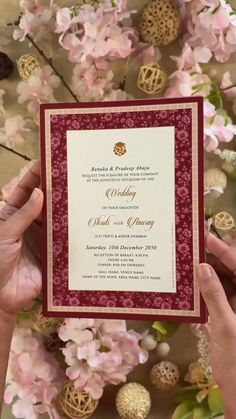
[192,406,212,419]
[176,389,199,404]
[172,402,195,419]
[208,388,224,415]
[152,321,179,341]
[162,322,179,336]
[152,321,167,334]
[207,91,222,110]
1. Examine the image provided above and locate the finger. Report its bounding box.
[220,276,236,299]
[229,295,236,313]
[197,263,235,329]
[222,232,236,246]
[206,253,232,277]
[6,161,40,208]
[206,232,236,275]
[0,188,43,239]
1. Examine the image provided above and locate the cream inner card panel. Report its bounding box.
[67,126,176,293]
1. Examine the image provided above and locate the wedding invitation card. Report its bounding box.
[40,98,206,322]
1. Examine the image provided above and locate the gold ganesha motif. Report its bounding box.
[114,142,126,156]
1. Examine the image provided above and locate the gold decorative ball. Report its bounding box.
[204,168,227,196]
[116,382,151,419]
[58,381,99,419]
[17,54,41,80]
[32,305,63,336]
[138,0,181,46]
[137,64,167,95]
[213,211,235,232]
[150,361,180,390]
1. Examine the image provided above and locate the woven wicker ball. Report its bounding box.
[138,0,181,46]
[150,361,180,390]
[204,168,227,193]
[213,211,235,232]
[17,54,41,80]
[137,64,167,94]
[116,382,151,419]
[58,381,99,419]
[32,306,63,336]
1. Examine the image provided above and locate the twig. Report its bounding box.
[222,84,236,91]
[6,18,21,27]
[0,144,31,161]
[26,34,79,103]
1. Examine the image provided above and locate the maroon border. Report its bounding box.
[40,97,206,323]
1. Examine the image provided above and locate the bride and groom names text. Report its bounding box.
[88,185,155,231]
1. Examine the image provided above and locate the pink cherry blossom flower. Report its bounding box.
[17,65,60,113]
[72,61,114,101]
[0,115,31,147]
[59,318,148,400]
[5,327,63,419]
[134,43,161,65]
[204,110,236,151]
[56,2,137,65]
[185,0,236,63]
[171,44,212,70]
[204,100,216,118]
[165,67,212,98]
[14,0,59,42]
[221,71,236,101]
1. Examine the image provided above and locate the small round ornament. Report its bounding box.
[150,361,180,390]
[137,64,167,95]
[204,168,227,197]
[0,52,14,80]
[58,381,99,419]
[17,54,41,80]
[32,306,63,336]
[138,0,181,46]
[141,334,157,351]
[213,211,235,232]
[156,342,170,358]
[116,382,151,419]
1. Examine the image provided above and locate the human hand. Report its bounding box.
[197,232,236,418]
[0,162,43,317]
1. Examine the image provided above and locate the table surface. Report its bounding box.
[0,0,235,418]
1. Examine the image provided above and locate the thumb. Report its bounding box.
[197,263,235,328]
[2,188,43,239]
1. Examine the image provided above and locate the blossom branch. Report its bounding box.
[222,84,236,91]
[26,35,79,103]
[6,17,79,102]
[0,144,31,161]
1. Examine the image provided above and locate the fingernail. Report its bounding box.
[30,188,40,201]
[197,264,212,280]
